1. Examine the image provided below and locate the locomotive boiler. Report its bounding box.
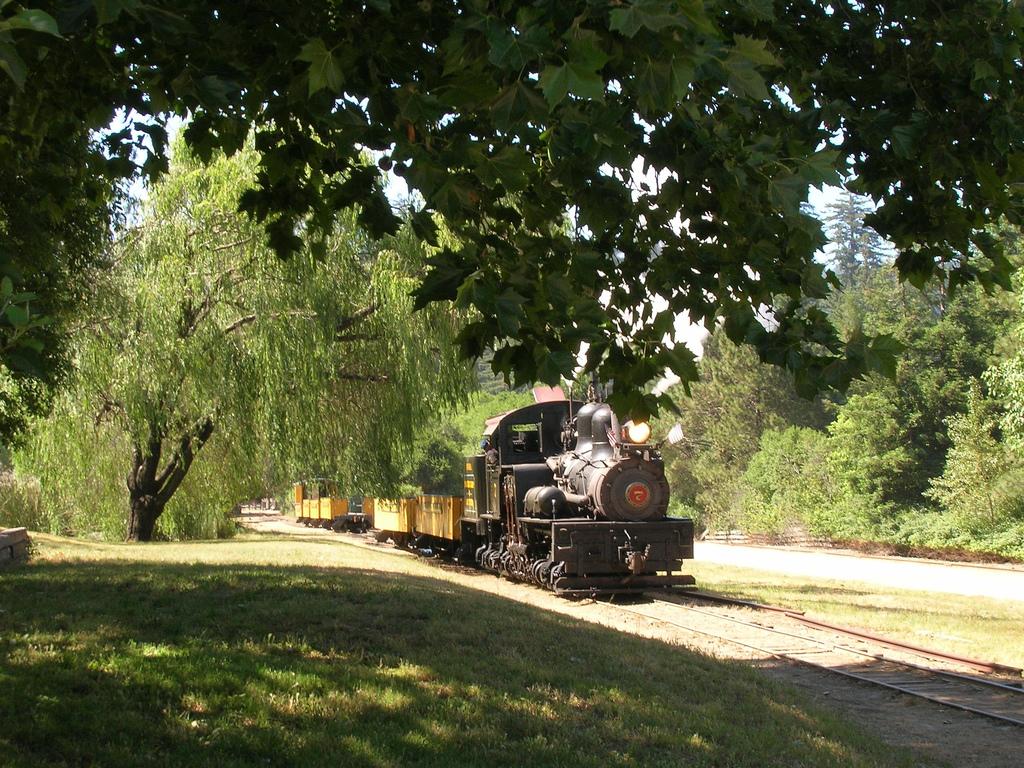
[460,395,695,595]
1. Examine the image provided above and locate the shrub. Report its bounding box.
[0,472,47,531]
[926,385,1024,529]
[12,401,245,541]
[736,427,834,535]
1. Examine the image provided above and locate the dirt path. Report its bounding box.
[696,542,1024,602]
[238,512,1024,768]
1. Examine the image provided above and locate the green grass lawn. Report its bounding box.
[689,561,1024,670]
[0,534,937,768]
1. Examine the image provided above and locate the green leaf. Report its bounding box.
[539,60,605,107]
[539,64,570,107]
[410,210,439,247]
[731,35,778,67]
[297,38,344,96]
[196,75,235,107]
[0,276,12,298]
[4,9,61,36]
[864,334,904,379]
[677,0,718,36]
[670,58,695,101]
[93,0,142,25]
[486,23,548,71]
[801,264,830,300]
[266,218,303,258]
[609,0,688,38]
[972,59,999,86]
[357,187,400,238]
[723,55,769,100]
[490,80,546,130]
[802,149,841,188]
[477,146,531,191]
[0,41,26,88]
[890,124,916,159]
[568,31,609,73]
[494,289,526,336]
[4,303,29,327]
[536,347,574,386]
[894,248,936,289]
[413,255,473,309]
[769,173,807,215]
[738,0,775,22]
[660,344,699,382]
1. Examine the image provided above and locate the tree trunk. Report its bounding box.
[125,416,215,542]
[127,494,164,542]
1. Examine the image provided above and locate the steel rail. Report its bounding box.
[662,589,1023,678]
[615,598,1024,727]
[669,588,802,615]
[789,614,1024,677]
[653,598,1023,692]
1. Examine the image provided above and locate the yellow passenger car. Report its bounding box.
[372,497,418,545]
[415,495,463,542]
[293,480,370,531]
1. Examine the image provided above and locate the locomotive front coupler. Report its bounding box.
[619,530,652,574]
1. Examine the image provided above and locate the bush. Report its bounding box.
[13,408,128,539]
[891,507,1024,560]
[12,401,245,541]
[0,472,47,531]
[826,388,914,512]
[736,427,834,535]
[926,385,1024,529]
[666,497,700,525]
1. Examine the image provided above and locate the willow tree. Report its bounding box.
[39,145,470,541]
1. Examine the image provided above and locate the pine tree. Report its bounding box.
[822,191,891,288]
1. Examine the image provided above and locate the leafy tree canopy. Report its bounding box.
[4,0,1024,418]
[830,261,1017,500]
[658,328,826,529]
[0,118,114,443]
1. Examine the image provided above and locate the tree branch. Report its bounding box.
[222,308,318,335]
[335,303,378,334]
[94,393,125,427]
[336,372,390,382]
[334,333,382,343]
[154,416,215,505]
[210,235,256,253]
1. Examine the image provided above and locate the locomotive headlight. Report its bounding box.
[624,420,651,444]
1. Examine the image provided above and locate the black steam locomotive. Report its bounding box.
[460,395,695,595]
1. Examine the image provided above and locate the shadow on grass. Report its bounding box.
[0,560,923,768]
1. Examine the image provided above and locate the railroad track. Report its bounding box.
[278,522,1024,725]
[609,591,1024,727]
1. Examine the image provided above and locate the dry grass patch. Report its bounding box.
[689,561,1024,669]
